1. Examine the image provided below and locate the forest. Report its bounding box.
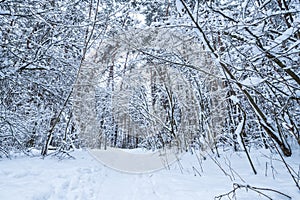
[0,0,299,198]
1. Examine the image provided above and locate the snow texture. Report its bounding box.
[0,149,299,200]
[89,147,179,173]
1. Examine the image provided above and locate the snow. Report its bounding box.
[175,0,185,16]
[0,149,299,200]
[229,95,239,104]
[240,76,266,87]
[273,27,295,44]
[296,90,300,98]
[128,12,146,27]
[234,120,244,148]
[89,147,179,173]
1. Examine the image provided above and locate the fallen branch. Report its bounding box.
[215,183,292,200]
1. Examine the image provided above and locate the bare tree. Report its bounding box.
[177,0,299,156]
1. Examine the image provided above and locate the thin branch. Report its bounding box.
[238,105,257,175]
[215,183,292,200]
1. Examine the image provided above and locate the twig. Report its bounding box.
[207,153,234,181]
[265,162,268,177]
[194,149,204,173]
[297,165,300,182]
[192,166,201,177]
[270,139,300,190]
[224,156,245,183]
[49,148,75,160]
[238,105,257,175]
[265,153,300,181]
[215,183,292,200]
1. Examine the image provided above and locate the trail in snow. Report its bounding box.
[88,147,179,173]
[0,149,299,200]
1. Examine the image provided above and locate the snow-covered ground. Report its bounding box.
[0,148,299,200]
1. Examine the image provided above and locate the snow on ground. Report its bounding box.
[0,148,299,200]
[89,147,179,173]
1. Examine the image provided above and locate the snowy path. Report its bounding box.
[0,151,206,200]
[88,147,179,173]
[0,149,299,200]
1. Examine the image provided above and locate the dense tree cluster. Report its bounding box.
[0,0,299,159]
[0,0,88,156]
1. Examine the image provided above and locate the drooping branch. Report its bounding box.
[179,0,292,157]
